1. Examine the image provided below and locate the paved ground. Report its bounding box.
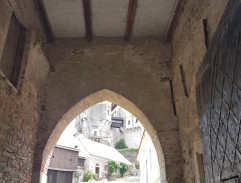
[108,176,140,183]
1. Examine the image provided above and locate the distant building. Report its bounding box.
[75,133,131,181]
[74,102,144,177]
[47,145,79,183]
[75,101,144,149]
[111,103,144,148]
[75,101,112,146]
[48,134,131,182]
[137,130,164,183]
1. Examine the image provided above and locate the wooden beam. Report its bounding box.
[83,0,92,43]
[166,0,185,42]
[34,0,54,42]
[124,0,138,41]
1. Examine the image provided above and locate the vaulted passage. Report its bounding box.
[1,0,239,183]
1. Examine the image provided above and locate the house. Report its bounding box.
[47,145,79,183]
[137,130,165,183]
[52,129,131,182]
[75,133,131,181]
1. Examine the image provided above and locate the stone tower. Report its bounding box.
[75,101,112,145]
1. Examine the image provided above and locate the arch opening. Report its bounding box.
[39,89,166,183]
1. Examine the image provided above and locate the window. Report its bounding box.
[0,12,27,88]
[105,165,108,171]
[78,158,85,167]
[136,119,138,123]
[107,110,109,115]
[94,131,97,136]
[128,120,130,125]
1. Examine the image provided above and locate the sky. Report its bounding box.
[56,119,77,148]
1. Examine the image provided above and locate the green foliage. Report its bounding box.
[115,138,128,149]
[74,171,80,183]
[135,164,140,170]
[108,160,120,175]
[84,170,98,182]
[117,148,138,152]
[119,163,128,177]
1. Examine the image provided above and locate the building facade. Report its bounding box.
[75,101,112,146]
[137,131,165,183]
[47,146,79,183]
[111,104,144,148]
[75,102,144,149]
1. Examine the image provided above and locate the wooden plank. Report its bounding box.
[83,0,92,43]
[124,0,138,41]
[166,0,185,42]
[34,0,54,42]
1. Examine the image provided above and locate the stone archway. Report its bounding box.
[38,89,165,183]
[31,38,183,183]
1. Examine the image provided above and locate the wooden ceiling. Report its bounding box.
[34,0,183,42]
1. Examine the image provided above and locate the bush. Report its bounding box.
[119,163,128,177]
[115,138,128,149]
[108,160,120,175]
[117,148,138,152]
[84,170,98,182]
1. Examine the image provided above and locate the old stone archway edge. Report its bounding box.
[38,89,165,183]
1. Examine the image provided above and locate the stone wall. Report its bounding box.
[0,1,49,183]
[119,150,139,175]
[122,127,144,149]
[171,0,228,183]
[75,101,112,144]
[87,156,108,178]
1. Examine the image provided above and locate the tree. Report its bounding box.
[108,160,120,176]
[115,138,128,149]
[119,163,128,177]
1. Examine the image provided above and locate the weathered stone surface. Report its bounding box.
[0,1,49,183]
[171,0,229,182]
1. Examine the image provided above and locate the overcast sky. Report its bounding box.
[57,119,77,148]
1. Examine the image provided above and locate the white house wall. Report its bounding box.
[138,132,164,183]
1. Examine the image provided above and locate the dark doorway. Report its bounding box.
[47,170,73,183]
[197,0,241,183]
[95,163,100,177]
